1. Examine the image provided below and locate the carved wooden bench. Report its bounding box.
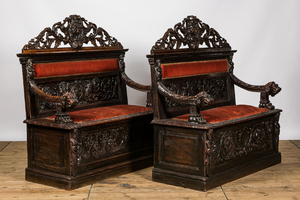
[17,15,153,190]
[147,16,282,191]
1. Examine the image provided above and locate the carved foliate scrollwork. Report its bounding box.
[118,54,126,73]
[69,122,153,165]
[70,130,79,177]
[205,129,212,176]
[38,76,119,111]
[228,53,235,73]
[210,118,275,168]
[155,60,163,81]
[151,15,230,53]
[274,113,281,152]
[23,15,122,51]
[164,77,228,109]
[26,59,35,80]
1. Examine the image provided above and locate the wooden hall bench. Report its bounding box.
[147,15,282,191]
[17,15,153,190]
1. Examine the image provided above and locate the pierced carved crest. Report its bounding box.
[23,15,123,51]
[151,15,230,53]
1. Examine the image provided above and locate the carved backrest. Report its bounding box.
[18,15,129,119]
[147,16,237,119]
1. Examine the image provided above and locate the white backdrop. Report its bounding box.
[0,0,299,141]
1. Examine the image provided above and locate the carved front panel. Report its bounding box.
[38,76,119,111]
[209,117,277,172]
[71,121,153,165]
[164,76,228,109]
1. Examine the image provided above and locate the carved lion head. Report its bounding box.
[196,91,214,108]
[61,92,78,109]
[266,82,281,97]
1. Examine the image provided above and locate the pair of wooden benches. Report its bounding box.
[17,15,282,191]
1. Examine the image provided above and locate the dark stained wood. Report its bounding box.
[147,15,282,191]
[17,15,153,190]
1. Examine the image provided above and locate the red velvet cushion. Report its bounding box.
[161,59,228,79]
[34,59,118,78]
[174,105,268,123]
[50,105,152,123]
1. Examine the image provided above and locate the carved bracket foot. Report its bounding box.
[55,112,73,123]
[259,102,275,110]
[260,91,275,110]
[188,114,207,124]
[146,91,153,108]
[188,105,207,124]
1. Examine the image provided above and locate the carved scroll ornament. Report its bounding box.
[23,15,122,51]
[151,15,230,53]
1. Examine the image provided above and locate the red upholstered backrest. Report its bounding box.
[34,59,119,78]
[161,59,228,79]
[31,57,124,118]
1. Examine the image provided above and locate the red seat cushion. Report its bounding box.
[174,105,268,124]
[49,105,152,123]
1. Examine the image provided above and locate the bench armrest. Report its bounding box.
[118,55,151,92]
[26,60,78,123]
[118,55,152,107]
[230,73,281,109]
[155,60,214,124]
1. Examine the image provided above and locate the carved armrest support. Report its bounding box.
[259,81,281,110]
[157,82,214,124]
[26,60,78,123]
[120,72,151,92]
[230,74,281,110]
[121,73,152,108]
[154,59,213,124]
[29,80,78,123]
[118,54,152,107]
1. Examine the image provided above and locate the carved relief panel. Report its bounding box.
[71,121,153,166]
[38,76,119,111]
[164,76,228,109]
[208,117,277,171]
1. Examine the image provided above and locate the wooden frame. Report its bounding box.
[147,15,282,191]
[17,15,153,190]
